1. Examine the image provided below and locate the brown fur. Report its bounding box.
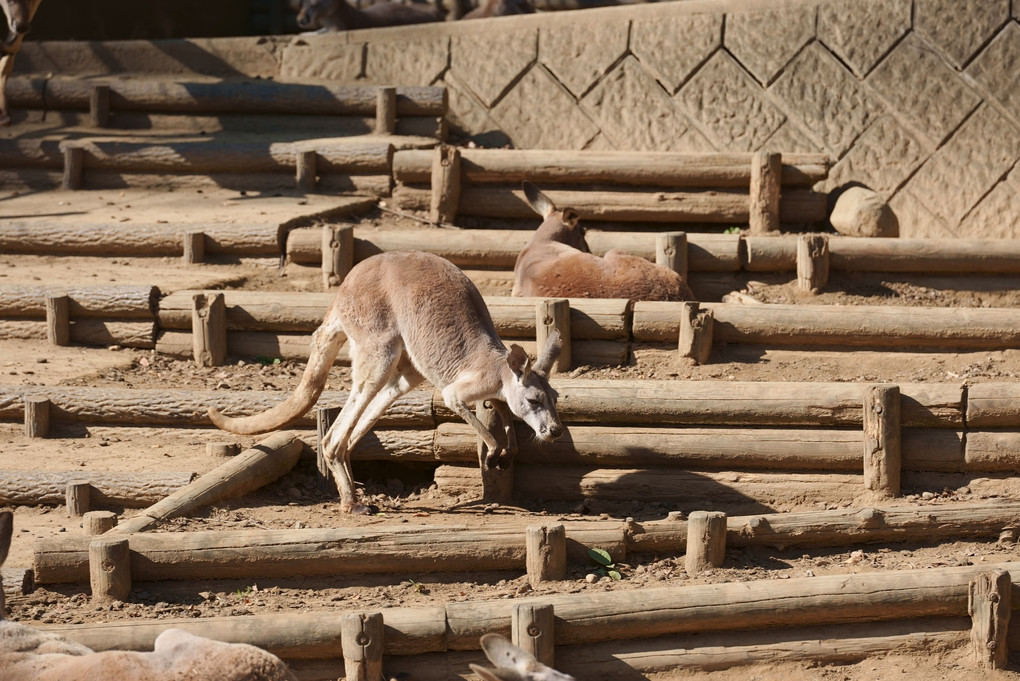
[513,182,695,302]
[209,251,563,513]
[0,511,296,681]
[470,633,576,681]
[0,0,38,126]
[296,0,443,31]
[462,0,533,20]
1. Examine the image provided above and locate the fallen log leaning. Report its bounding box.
[0,470,194,507]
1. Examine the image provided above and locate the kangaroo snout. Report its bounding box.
[542,423,564,440]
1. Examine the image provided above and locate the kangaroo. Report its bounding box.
[296,0,443,31]
[209,250,563,514]
[470,633,576,681]
[462,0,534,20]
[513,182,695,302]
[0,0,38,125]
[0,511,297,681]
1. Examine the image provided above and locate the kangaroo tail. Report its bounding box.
[208,316,347,435]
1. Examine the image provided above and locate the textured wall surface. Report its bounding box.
[278,0,1020,238]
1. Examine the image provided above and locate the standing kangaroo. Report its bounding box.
[513,182,695,302]
[296,0,443,31]
[0,0,39,125]
[0,511,297,681]
[209,251,563,514]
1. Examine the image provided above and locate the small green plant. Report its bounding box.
[255,355,282,366]
[588,548,623,581]
[405,578,428,594]
[723,226,742,235]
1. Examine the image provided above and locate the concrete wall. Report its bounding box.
[18,0,1020,238]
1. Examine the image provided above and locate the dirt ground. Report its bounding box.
[4,187,1020,680]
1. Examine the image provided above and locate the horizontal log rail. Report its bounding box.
[7,77,448,117]
[0,470,194,507]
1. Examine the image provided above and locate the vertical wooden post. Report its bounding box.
[191,292,227,368]
[89,536,131,604]
[476,400,513,503]
[182,231,205,265]
[206,442,241,457]
[341,611,384,681]
[65,480,91,517]
[969,569,1010,669]
[797,234,829,294]
[322,224,354,290]
[749,151,781,234]
[316,405,341,492]
[526,524,566,588]
[430,144,461,225]
[512,603,555,667]
[685,510,727,576]
[45,294,70,346]
[656,231,688,282]
[23,395,50,438]
[678,301,714,365]
[89,84,110,128]
[375,87,397,135]
[863,384,901,499]
[62,145,84,190]
[296,149,317,194]
[83,510,118,536]
[535,298,571,374]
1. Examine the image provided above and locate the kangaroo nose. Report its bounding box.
[547,424,563,440]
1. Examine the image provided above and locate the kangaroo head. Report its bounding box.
[0,510,12,617]
[522,182,589,254]
[470,633,576,681]
[503,331,563,442]
[296,0,346,29]
[0,0,31,51]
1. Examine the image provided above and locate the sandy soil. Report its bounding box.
[3,188,1020,680]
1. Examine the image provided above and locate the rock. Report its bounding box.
[829,186,899,237]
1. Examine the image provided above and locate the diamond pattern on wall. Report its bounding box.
[490,65,598,150]
[581,56,692,151]
[967,22,1020,129]
[867,33,981,147]
[915,0,1010,69]
[825,115,925,196]
[725,5,815,85]
[770,43,880,158]
[817,0,911,77]
[960,165,1020,238]
[280,40,362,82]
[365,37,449,86]
[631,12,722,94]
[676,51,785,152]
[540,19,628,97]
[450,29,537,108]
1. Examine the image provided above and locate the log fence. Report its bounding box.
[31,561,1020,678]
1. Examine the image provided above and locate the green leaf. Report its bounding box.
[608,570,622,581]
[588,548,613,567]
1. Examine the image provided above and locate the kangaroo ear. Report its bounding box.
[522,182,555,219]
[562,207,580,228]
[533,329,562,377]
[506,344,531,379]
[480,633,535,671]
[469,664,524,681]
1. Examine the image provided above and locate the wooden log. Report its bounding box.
[969,569,1010,669]
[45,294,70,346]
[391,149,830,187]
[65,481,91,517]
[513,603,555,667]
[863,385,901,499]
[9,78,447,117]
[286,227,742,272]
[749,151,781,234]
[0,319,156,348]
[112,432,303,534]
[797,234,829,294]
[322,224,354,289]
[342,612,384,681]
[429,144,460,224]
[191,292,227,367]
[62,145,83,189]
[0,285,157,319]
[678,301,714,365]
[536,298,571,374]
[23,395,49,438]
[296,149,317,194]
[685,511,726,576]
[0,221,280,256]
[317,405,340,492]
[526,524,566,588]
[655,231,688,281]
[89,83,110,128]
[477,400,513,504]
[0,470,193,507]
[966,383,1020,427]
[965,432,1020,471]
[375,87,397,134]
[632,302,1020,349]
[83,511,118,536]
[206,442,241,457]
[89,537,130,604]
[182,231,205,265]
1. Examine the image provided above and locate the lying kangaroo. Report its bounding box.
[462,0,534,19]
[296,0,443,31]
[513,182,695,302]
[471,633,575,681]
[0,511,297,681]
[209,250,563,514]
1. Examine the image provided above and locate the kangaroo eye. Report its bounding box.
[527,398,542,407]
